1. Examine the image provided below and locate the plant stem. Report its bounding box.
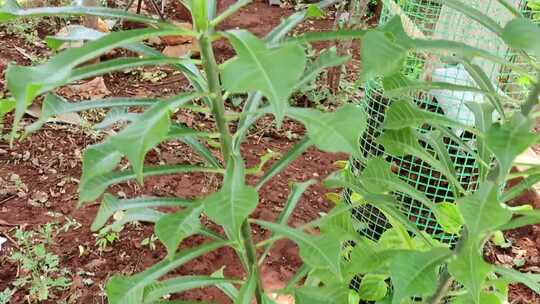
[428,229,467,304]
[521,74,540,116]
[199,31,264,304]
[241,221,265,304]
[199,33,233,163]
[426,271,453,304]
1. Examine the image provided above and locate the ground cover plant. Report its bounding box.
[1,0,540,303]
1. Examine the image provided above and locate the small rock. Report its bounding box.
[84,258,107,270]
[32,190,49,203]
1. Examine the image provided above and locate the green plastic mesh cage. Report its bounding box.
[347,0,540,246]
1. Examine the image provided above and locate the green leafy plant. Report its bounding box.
[141,234,158,250]
[95,229,120,251]
[326,4,540,302]
[8,228,71,302]
[2,0,540,303]
[527,0,540,21]
[1,0,71,46]
[0,288,14,304]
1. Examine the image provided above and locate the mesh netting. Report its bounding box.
[348,0,540,247]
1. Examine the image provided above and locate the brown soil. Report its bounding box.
[0,121,344,303]
[1,1,539,304]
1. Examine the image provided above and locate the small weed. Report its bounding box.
[9,227,71,302]
[0,288,14,304]
[37,222,56,245]
[141,234,158,251]
[94,229,120,251]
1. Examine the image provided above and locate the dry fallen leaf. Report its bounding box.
[58,76,111,99]
[26,103,84,126]
[161,22,194,46]
[96,18,110,33]
[162,43,200,58]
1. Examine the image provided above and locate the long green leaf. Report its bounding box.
[348,237,399,275]
[211,268,239,300]
[287,28,366,44]
[79,143,122,203]
[143,276,234,303]
[294,285,349,304]
[499,209,540,230]
[106,241,230,304]
[382,100,477,134]
[448,235,492,304]
[236,0,336,137]
[1,98,16,127]
[325,176,434,245]
[180,136,222,168]
[222,30,306,125]
[496,0,523,17]
[486,113,538,178]
[26,94,155,134]
[235,91,264,142]
[210,0,250,27]
[94,107,138,129]
[361,29,407,80]
[390,248,451,304]
[162,124,222,168]
[501,174,540,204]
[7,27,194,140]
[0,5,172,24]
[376,129,465,194]
[361,157,443,216]
[466,101,494,180]
[287,105,366,157]
[458,181,512,237]
[92,194,195,231]
[203,154,258,242]
[494,266,540,294]
[105,208,164,232]
[80,164,223,203]
[80,94,200,195]
[419,131,462,195]
[108,100,172,182]
[166,124,215,139]
[45,24,105,50]
[264,0,337,43]
[71,57,195,82]
[265,11,306,43]
[439,0,504,36]
[382,73,487,97]
[461,60,505,117]
[234,273,256,304]
[502,18,540,55]
[255,220,342,279]
[411,39,529,76]
[155,205,204,258]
